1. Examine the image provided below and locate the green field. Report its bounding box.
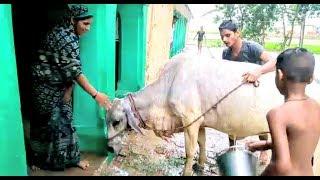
[264,42,320,54]
[204,39,320,54]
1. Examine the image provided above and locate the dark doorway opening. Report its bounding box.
[11,3,69,166]
[115,12,121,91]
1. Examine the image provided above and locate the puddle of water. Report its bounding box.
[95,129,268,176]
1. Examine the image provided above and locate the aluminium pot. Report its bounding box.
[216,145,258,176]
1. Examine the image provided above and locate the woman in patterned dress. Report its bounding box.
[30,5,111,171]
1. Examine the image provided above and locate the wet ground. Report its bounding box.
[29,126,269,176]
[28,152,107,176]
[94,128,269,176]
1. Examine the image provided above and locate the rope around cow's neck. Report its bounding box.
[128,80,260,133]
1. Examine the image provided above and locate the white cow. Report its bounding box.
[106,53,320,176]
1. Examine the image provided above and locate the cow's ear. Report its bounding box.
[123,103,144,135]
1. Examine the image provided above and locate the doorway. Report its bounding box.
[11,2,69,166]
[115,4,148,97]
[115,12,121,91]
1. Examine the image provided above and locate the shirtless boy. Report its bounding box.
[247,48,320,176]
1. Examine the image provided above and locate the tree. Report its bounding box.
[214,4,248,31]
[277,4,320,49]
[214,4,234,22]
[278,4,300,49]
[214,4,279,46]
[296,4,320,47]
[242,4,279,45]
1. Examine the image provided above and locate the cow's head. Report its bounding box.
[106,98,143,154]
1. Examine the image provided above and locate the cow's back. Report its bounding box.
[168,56,320,138]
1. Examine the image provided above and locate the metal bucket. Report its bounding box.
[216,145,258,176]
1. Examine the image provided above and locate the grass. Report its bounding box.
[264,42,320,54]
[204,39,224,48]
[204,39,320,54]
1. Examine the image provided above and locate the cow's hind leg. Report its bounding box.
[198,127,206,166]
[183,121,201,176]
[192,127,206,175]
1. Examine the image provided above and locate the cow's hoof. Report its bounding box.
[192,163,204,175]
[181,170,194,176]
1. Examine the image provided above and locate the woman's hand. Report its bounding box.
[94,92,112,110]
[75,74,112,110]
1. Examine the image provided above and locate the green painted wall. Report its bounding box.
[115,4,148,97]
[0,4,149,169]
[72,4,149,155]
[0,4,27,176]
[170,12,188,58]
[73,4,117,155]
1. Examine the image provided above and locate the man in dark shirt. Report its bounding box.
[219,20,276,82]
[194,26,206,54]
[219,20,277,165]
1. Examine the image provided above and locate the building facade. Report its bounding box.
[0,4,191,175]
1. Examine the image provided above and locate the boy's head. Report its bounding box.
[218,20,241,47]
[275,48,315,94]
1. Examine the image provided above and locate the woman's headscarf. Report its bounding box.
[69,4,93,20]
[57,4,93,28]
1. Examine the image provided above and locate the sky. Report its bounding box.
[188,4,217,18]
[187,4,320,33]
[187,4,220,32]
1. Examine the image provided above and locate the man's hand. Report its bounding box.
[242,68,262,83]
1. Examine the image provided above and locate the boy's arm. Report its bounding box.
[247,140,272,152]
[259,51,276,74]
[263,109,292,175]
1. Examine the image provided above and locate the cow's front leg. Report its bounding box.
[183,123,200,176]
